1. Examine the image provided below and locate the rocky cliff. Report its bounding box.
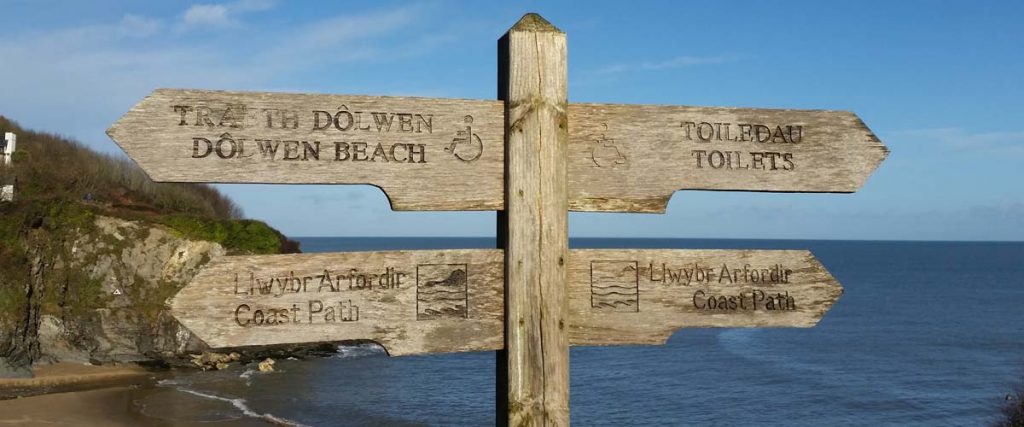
[0,116,312,376]
[1,211,226,373]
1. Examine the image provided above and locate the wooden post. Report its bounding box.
[498,13,569,426]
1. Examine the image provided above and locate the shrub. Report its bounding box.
[0,116,242,219]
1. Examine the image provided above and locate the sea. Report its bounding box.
[135,238,1024,426]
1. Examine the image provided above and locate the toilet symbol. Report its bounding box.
[590,123,627,168]
[447,115,484,162]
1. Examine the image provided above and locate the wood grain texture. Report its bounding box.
[568,249,843,346]
[107,89,505,211]
[109,93,887,213]
[170,249,504,356]
[170,249,841,353]
[567,103,889,212]
[500,13,570,427]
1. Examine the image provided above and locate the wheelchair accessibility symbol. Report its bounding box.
[447,115,483,162]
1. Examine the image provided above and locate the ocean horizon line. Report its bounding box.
[290,236,1024,244]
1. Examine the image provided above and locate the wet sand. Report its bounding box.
[0,385,274,426]
[0,363,155,399]
[0,386,148,426]
[0,364,283,426]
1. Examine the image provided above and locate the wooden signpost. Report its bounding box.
[111,13,886,427]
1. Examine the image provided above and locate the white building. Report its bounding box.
[1,132,14,166]
[1,132,15,201]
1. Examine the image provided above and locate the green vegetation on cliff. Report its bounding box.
[0,115,297,254]
[0,116,298,367]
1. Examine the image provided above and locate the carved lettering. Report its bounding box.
[256,139,280,159]
[174,105,194,126]
[682,121,803,144]
[313,110,333,130]
[215,133,241,159]
[233,267,407,297]
[172,103,439,135]
[218,104,246,128]
[335,108,355,131]
[228,266,410,327]
[590,261,797,314]
[332,142,426,163]
[282,141,301,160]
[306,108,435,133]
[372,112,394,132]
[281,110,299,129]
[692,290,796,311]
[233,299,360,327]
[692,150,795,171]
[195,106,216,127]
[192,137,212,158]
[234,303,303,327]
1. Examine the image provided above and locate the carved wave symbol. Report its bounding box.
[593,300,636,309]
[420,269,467,288]
[418,296,466,303]
[417,267,469,319]
[420,306,467,317]
[591,290,639,297]
[418,288,467,295]
[591,284,637,290]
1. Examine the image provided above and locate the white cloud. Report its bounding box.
[180,0,276,28]
[0,4,455,156]
[183,4,231,27]
[262,6,421,65]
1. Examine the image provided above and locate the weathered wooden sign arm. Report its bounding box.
[568,249,842,346]
[170,248,842,353]
[108,97,888,213]
[170,250,505,355]
[567,103,889,212]
[106,91,506,211]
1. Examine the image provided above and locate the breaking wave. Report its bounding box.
[335,342,387,359]
[176,388,310,427]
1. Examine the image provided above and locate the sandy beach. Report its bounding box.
[0,363,154,425]
[0,386,148,426]
[0,363,284,426]
[0,363,156,399]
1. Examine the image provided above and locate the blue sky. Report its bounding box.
[0,0,1021,240]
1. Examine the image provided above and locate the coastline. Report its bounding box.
[0,363,288,426]
[0,386,145,426]
[0,385,277,426]
[0,363,157,400]
[0,363,156,426]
